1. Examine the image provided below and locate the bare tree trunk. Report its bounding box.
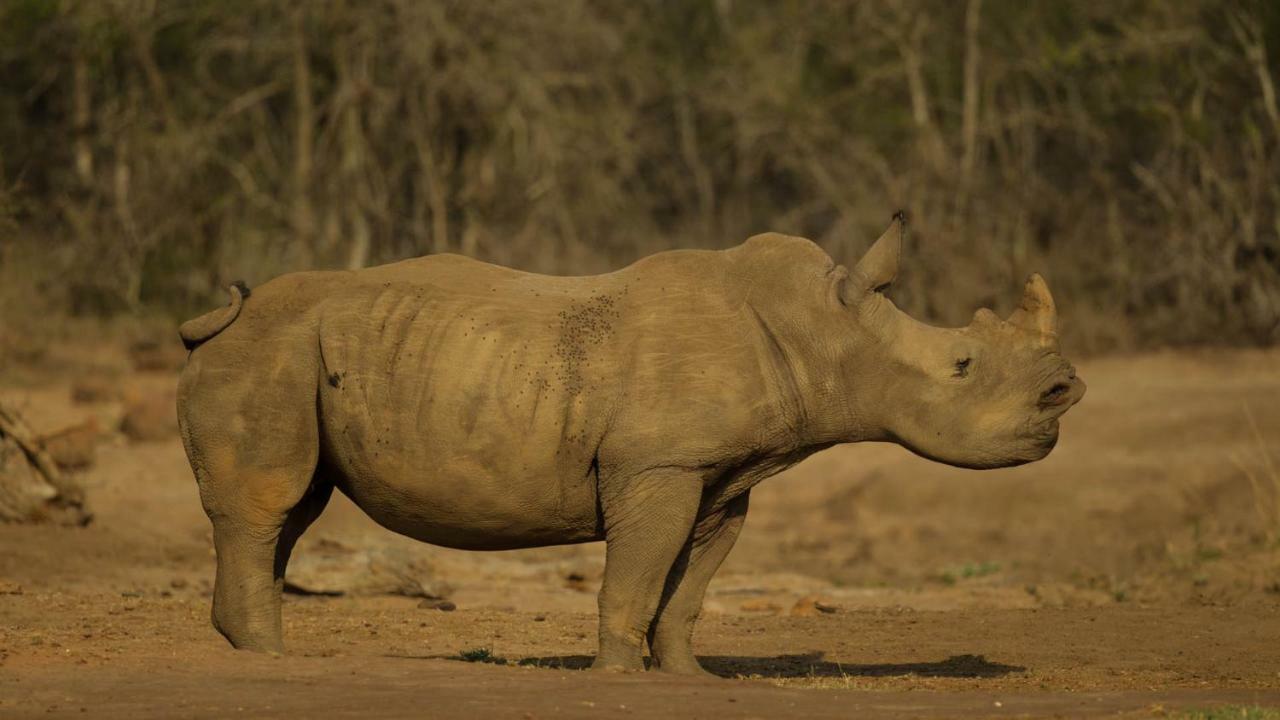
[71,52,93,186]
[1230,11,1279,143]
[337,30,371,270]
[126,5,176,134]
[291,8,316,262]
[113,136,143,310]
[676,90,716,241]
[960,0,983,185]
[461,211,480,258]
[897,16,948,172]
[411,89,451,255]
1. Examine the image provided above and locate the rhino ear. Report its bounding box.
[844,211,905,303]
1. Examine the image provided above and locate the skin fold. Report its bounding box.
[176,216,1085,673]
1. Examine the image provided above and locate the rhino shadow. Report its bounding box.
[443,652,1025,679]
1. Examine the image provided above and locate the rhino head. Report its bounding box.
[831,214,1085,469]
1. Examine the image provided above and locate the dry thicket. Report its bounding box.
[0,0,1277,350]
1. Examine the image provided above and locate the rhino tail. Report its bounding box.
[179,281,250,350]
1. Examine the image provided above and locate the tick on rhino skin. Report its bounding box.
[175,213,1085,675]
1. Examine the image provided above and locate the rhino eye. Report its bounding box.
[953,358,972,378]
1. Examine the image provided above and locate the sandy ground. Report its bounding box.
[1,344,1279,718]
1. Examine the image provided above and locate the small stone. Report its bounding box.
[128,340,187,373]
[701,600,728,616]
[789,596,838,617]
[39,419,101,470]
[70,376,121,404]
[739,598,781,613]
[564,571,593,593]
[120,391,178,442]
[418,599,456,611]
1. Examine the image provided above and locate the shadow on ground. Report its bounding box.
[426,652,1026,679]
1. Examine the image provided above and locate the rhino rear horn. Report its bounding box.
[847,211,905,300]
[1007,273,1058,340]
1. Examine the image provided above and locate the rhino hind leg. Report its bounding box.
[592,470,703,672]
[180,348,325,653]
[648,491,750,675]
[204,469,330,653]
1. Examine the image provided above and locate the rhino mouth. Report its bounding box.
[1038,367,1083,410]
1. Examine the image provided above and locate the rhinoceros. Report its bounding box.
[176,214,1084,673]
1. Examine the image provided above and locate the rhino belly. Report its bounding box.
[316,391,606,551]
[329,460,603,551]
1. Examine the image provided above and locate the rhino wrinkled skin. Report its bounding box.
[176,216,1084,674]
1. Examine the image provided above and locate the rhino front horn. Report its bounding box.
[1007,273,1058,339]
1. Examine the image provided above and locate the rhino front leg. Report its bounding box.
[648,490,749,675]
[592,469,702,671]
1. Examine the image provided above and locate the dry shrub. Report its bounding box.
[0,0,1276,351]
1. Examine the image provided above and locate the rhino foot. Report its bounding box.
[652,657,714,677]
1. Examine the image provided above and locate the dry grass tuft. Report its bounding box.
[1232,404,1280,548]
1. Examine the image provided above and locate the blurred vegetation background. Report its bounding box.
[0,0,1277,353]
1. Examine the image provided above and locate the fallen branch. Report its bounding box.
[0,400,91,525]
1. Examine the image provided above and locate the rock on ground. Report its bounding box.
[285,537,453,600]
[119,390,178,442]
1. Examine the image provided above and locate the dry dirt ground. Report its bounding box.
[1,341,1279,718]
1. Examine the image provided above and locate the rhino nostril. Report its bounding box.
[1040,382,1071,404]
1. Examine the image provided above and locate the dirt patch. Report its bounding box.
[2,592,1279,718]
[1,347,1279,718]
